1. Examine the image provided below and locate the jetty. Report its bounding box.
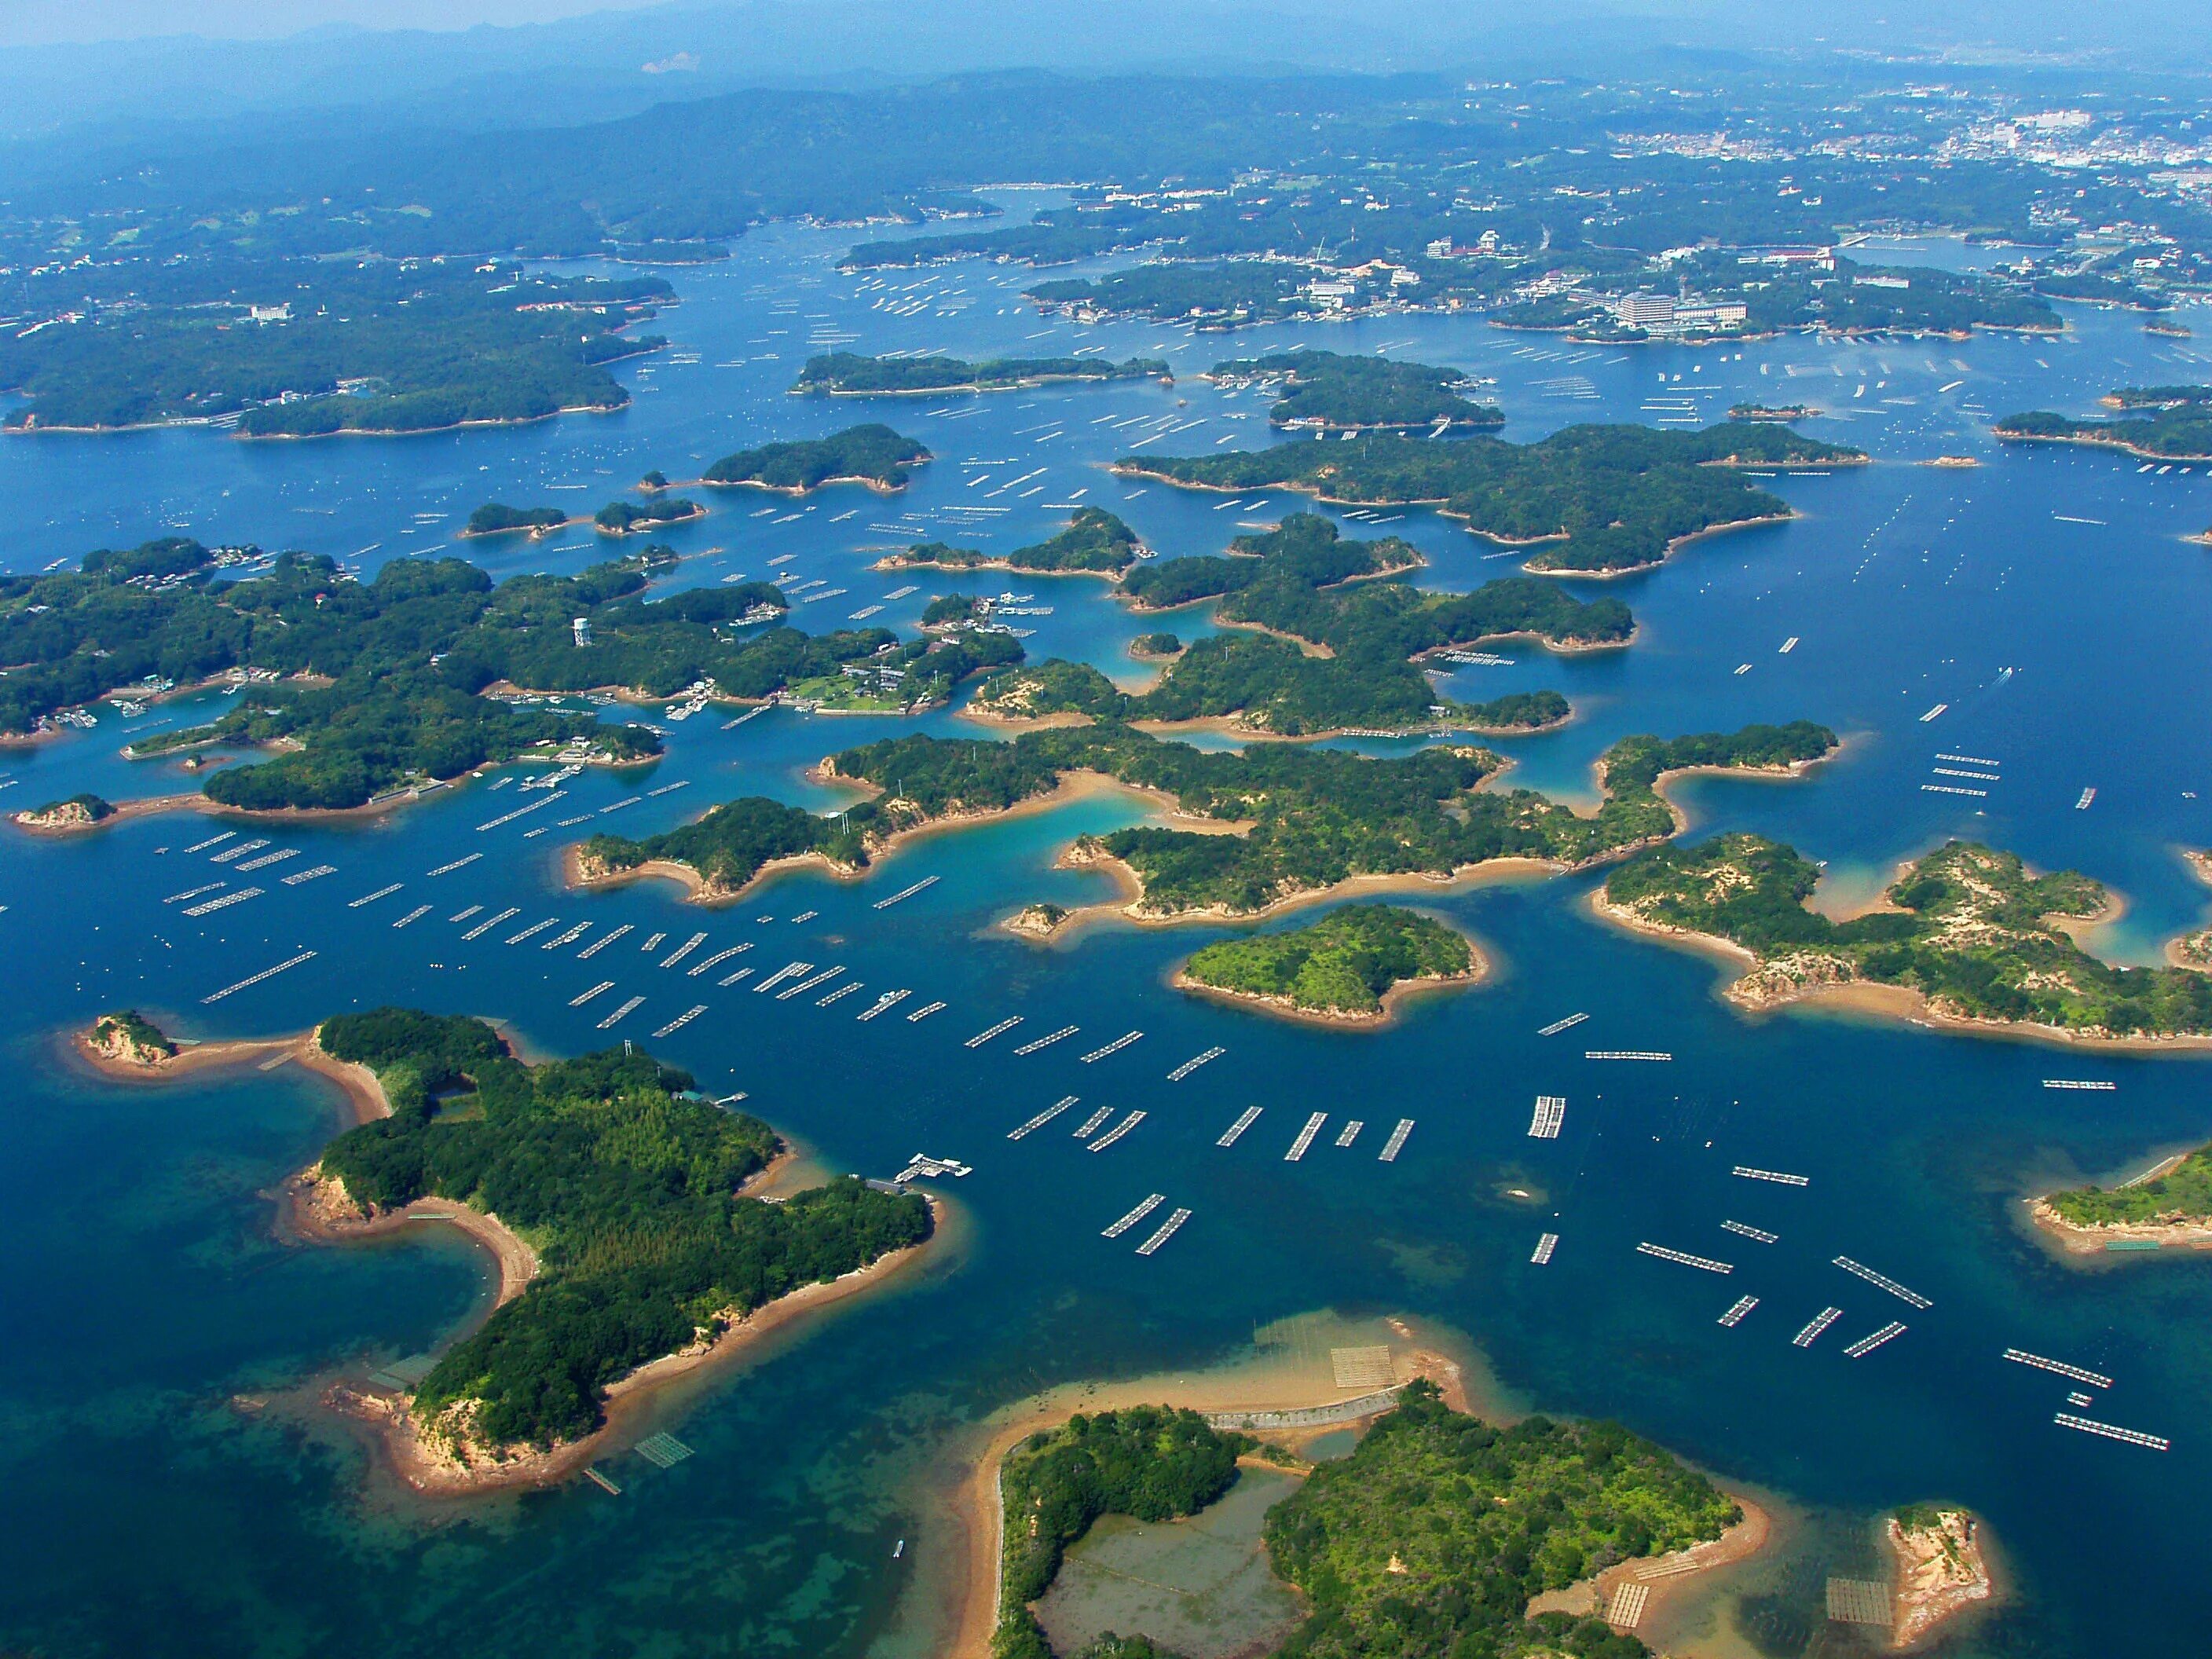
[1718,1295,1758,1328]
[1166,1046,1225,1081]
[1527,1095,1566,1139]
[1134,1207,1192,1256]
[1009,1096,1078,1139]
[1377,1119,1414,1162]
[1217,1107,1262,1147]
[1103,1193,1166,1237]
[1792,1307,1844,1348]
[1285,1111,1327,1162]
[202,950,317,1004]
[1088,1110,1146,1152]
[1636,1243,1734,1274]
[1843,1321,1907,1358]
[1833,1256,1932,1309]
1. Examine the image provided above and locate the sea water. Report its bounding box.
[0,205,2207,1656]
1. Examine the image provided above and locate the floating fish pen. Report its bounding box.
[2053,1413,2168,1451]
[1334,1120,1364,1148]
[577,924,633,959]
[687,944,751,976]
[752,962,813,995]
[1103,1194,1166,1238]
[2002,1349,2113,1389]
[1135,1207,1192,1256]
[1636,1243,1733,1274]
[426,853,482,877]
[544,922,592,950]
[1584,1049,1671,1062]
[717,967,755,987]
[652,1005,708,1038]
[1718,1295,1758,1328]
[2042,1078,2115,1091]
[449,906,482,923]
[906,1001,947,1021]
[1722,1220,1778,1243]
[645,781,690,798]
[1079,1031,1142,1064]
[462,908,520,940]
[1009,1097,1078,1140]
[816,982,862,1007]
[1089,1111,1146,1152]
[634,1432,695,1468]
[1536,1013,1588,1036]
[660,932,708,968]
[1071,1106,1114,1138]
[1285,1112,1327,1162]
[642,933,666,951]
[965,1016,1021,1048]
[1826,1580,1892,1627]
[1833,1256,1931,1309]
[1844,1321,1907,1358]
[777,965,844,1000]
[1531,1232,1559,1265]
[166,882,227,905]
[1527,1096,1566,1139]
[583,1468,622,1496]
[1733,1166,1809,1187]
[2075,787,2097,811]
[184,887,262,917]
[234,848,299,873]
[1792,1307,1844,1348]
[596,996,645,1029]
[393,904,431,928]
[183,832,236,855]
[873,877,939,910]
[201,950,317,1005]
[1166,1046,1225,1082]
[504,918,559,945]
[855,989,910,1020]
[475,791,565,833]
[350,883,405,909]
[570,981,616,1006]
[210,838,269,863]
[1013,1024,1079,1056]
[1377,1119,1415,1162]
[1936,752,2001,770]
[789,911,818,924]
[1218,1107,1262,1148]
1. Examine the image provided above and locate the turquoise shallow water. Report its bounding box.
[0,210,2209,1656]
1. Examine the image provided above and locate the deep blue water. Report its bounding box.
[0,207,2208,1657]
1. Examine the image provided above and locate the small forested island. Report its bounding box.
[988,1382,1743,1659]
[1130,632,1181,659]
[1206,349,1504,432]
[463,503,572,539]
[302,1009,933,1485]
[84,1009,178,1068]
[790,351,1167,396]
[1727,402,1818,421]
[13,792,118,830]
[0,535,1021,812]
[702,423,931,493]
[573,793,866,902]
[0,262,670,436]
[1177,903,1477,1022]
[1601,834,2212,1040]
[2037,1142,2212,1249]
[884,507,1144,576]
[1994,386,2212,461]
[594,496,704,533]
[977,514,1616,735]
[1116,423,1864,573]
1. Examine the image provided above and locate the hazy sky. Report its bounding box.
[0,0,668,46]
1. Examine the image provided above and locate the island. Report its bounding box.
[572,793,866,903]
[1005,902,1071,939]
[296,1009,935,1490]
[1113,423,1865,574]
[791,352,1168,396]
[13,793,117,831]
[462,503,573,539]
[702,423,932,493]
[0,262,671,437]
[0,536,1021,814]
[1205,349,1504,432]
[1887,1507,1995,1649]
[2034,1141,2212,1253]
[1175,903,1479,1024]
[976,514,1617,736]
[1728,403,1819,421]
[1599,834,2212,1042]
[594,496,705,534]
[1994,386,2212,461]
[82,1009,178,1068]
[1129,632,1181,660]
[882,507,1144,577]
[986,1379,1745,1659]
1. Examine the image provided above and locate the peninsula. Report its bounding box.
[2036,1141,2212,1253]
[1994,386,2212,461]
[1599,833,2212,1042]
[1114,422,1864,573]
[702,423,932,493]
[791,351,1167,396]
[1205,348,1505,432]
[1175,903,1480,1024]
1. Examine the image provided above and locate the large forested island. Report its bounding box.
[1207,349,1504,432]
[1177,903,1477,1021]
[302,1010,931,1476]
[976,514,1619,736]
[702,423,932,492]
[989,1382,1741,1659]
[884,507,1144,576]
[0,536,1019,811]
[0,261,669,436]
[1602,834,2212,1040]
[1994,386,2212,461]
[791,352,1168,395]
[1117,423,1863,573]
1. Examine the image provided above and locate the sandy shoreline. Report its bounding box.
[1526,1493,1773,1634]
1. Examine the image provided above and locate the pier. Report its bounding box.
[1013,1024,1079,1055]
[569,981,616,1006]
[1722,1221,1778,1243]
[1844,1321,1907,1358]
[202,950,317,1005]
[1377,1119,1414,1162]
[1088,1110,1146,1151]
[1103,1194,1166,1237]
[183,887,262,916]
[577,924,632,959]
[1134,1207,1192,1256]
[1218,1107,1262,1148]
[2053,1412,2169,1451]
[1009,1097,1078,1139]
[1166,1046,1225,1082]
[1636,1243,1733,1274]
[1791,1307,1843,1348]
[1527,1095,1566,1139]
[1536,1013,1588,1036]
[855,989,909,1020]
[872,876,939,910]
[965,1016,1022,1048]
[1833,1256,1932,1309]
[595,996,644,1029]
[1285,1112,1327,1162]
[1531,1232,1559,1265]
[350,883,405,909]
[651,1005,707,1038]
[1733,1166,1809,1186]
[1718,1295,1758,1328]
[1079,1031,1142,1064]
[906,1002,947,1021]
